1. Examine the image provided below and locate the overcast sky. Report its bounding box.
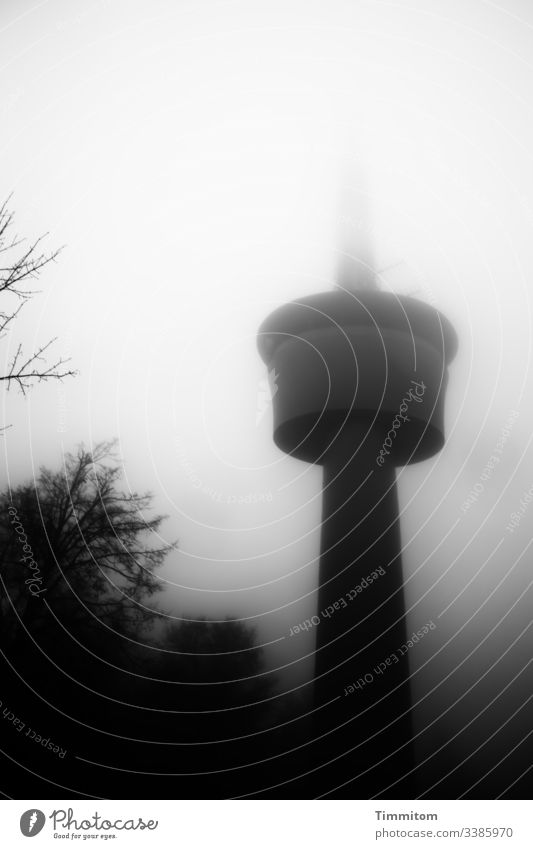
[2,0,533,749]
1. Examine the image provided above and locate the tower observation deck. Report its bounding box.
[258,275,457,796]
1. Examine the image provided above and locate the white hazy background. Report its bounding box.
[2,0,533,757]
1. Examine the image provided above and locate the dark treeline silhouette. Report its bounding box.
[1,441,517,799]
[0,442,305,799]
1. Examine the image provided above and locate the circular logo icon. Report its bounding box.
[20,810,46,837]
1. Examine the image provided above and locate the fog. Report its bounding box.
[2,0,533,791]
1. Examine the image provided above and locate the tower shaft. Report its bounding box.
[310,419,414,795]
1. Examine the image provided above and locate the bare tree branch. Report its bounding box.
[0,196,76,401]
[0,338,75,394]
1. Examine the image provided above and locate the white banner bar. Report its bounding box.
[1,799,532,848]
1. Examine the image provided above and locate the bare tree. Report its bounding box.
[0,440,174,645]
[0,195,75,395]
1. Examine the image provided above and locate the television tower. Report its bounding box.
[257,179,457,796]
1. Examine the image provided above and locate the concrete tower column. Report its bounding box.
[258,287,457,795]
[314,419,414,795]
